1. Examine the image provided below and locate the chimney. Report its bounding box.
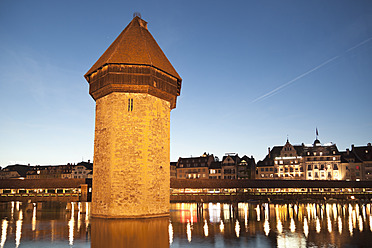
[351,144,354,150]
[368,143,371,147]
[346,149,350,155]
[268,147,271,158]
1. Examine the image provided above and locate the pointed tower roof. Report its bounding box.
[84,16,181,82]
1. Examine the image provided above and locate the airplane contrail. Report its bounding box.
[252,36,372,103]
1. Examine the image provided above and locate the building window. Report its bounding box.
[128,98,133,111]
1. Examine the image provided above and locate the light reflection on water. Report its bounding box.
[0,201,371,247]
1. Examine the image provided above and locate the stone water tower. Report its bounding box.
[84,15,182,218]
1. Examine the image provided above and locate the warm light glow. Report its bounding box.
[186,221,192,242]
[15,210,23,248]
[11,202,14,220]
[358,215,363,232]
[203,220,209,237]
[277,218,283,234]
[303,217,309,238]
[32,204,36,231]
[235,220,240,238]
[1,220,8,248]
[244,204,248,230]
[290,217,296,233]
[333,204,338,220]
[169,221,173,245]
[190,205,194,224]
[327,216,332,233]
[209,203,221,223]
[352,210,357,229]
[68,203,75,246]
[349,213,353,236]
[264,203,269,220]
[223,204,230,220]
[220,220,224,233]
[256,205,261,222]
[264,218,270,236]
[338,216,342,234]
[85,202,89,229]
[316,217,321,233]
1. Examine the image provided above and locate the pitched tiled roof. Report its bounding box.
[340,151,363,163]
[85,16,181,81]
[352,144,372,161]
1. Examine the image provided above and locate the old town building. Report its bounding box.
[209,161,222,179]
[72,161,93,179]
[237,155,256,179]
[176,153,214,179]
[340,143,372,181]
[274,140,304,179]
[257,137,343,181]
[303,139,341,180]
[221,154,240,179]
[340,149,363,181]
[257,140,304,179]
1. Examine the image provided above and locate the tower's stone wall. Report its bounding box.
[92,92,170,218]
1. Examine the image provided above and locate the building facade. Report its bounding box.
[257,138,342,181]
[176,153,214,179]
[303,139,341,180]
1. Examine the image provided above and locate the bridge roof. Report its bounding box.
[0,179,89,189]
[170,179,372,189]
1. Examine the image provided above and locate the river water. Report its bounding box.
[0,201,371,247]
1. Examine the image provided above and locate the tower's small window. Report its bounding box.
[128,98,133,111]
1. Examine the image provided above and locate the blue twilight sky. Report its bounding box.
[0,0,371,166]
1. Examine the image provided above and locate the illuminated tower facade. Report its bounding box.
[84,15,182,218]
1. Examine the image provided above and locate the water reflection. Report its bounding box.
[15,210,22,248]
[170,202,372,247]
[91,217,169,248]
[0,201,371,247]
[1,220,7,248]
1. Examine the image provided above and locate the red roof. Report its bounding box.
[85,16,181,81]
